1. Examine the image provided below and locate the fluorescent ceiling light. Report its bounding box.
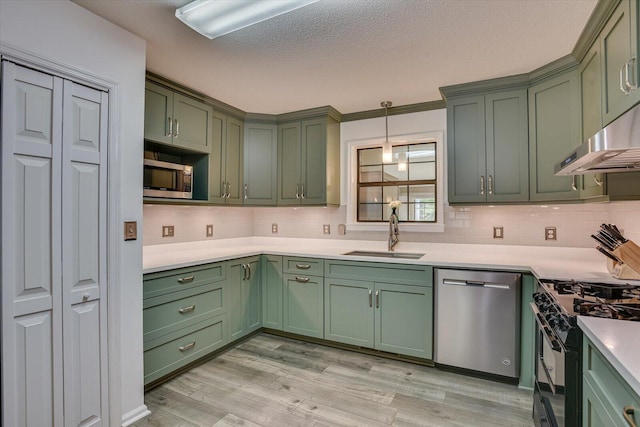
[176,0,319,39]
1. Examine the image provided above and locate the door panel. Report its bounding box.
[245,259,261,332]
[301,118,326,205]
[144,82,173,145]
[262,255,283,330]
[244,123,278,205]
[277,122,302,204]
[225,116,244,204]
[228,261,245,340]
[375,282,432,359]
[64,301,103,427]
[172,92,212,153]
[283,274,324,339]
[324,278,374,347]
[209,112,226,202]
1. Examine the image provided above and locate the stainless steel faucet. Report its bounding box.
[388,211,399,251]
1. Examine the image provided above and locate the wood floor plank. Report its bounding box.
[135,333,535,427]
[269,376,398,424]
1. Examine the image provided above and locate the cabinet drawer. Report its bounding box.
[325,260,433,286]
[583,339,640,424]
[144,286,225,343]
[283,256,323,276]
[144,263,225,299]
[144,317,225,385]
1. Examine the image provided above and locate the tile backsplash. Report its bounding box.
[143,201,640,248]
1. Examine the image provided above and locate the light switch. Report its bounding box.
[272,223,278,234]
[206,224,214,237]
[323,224,331,235]
[124,221,137,241]
[338,224,346,235]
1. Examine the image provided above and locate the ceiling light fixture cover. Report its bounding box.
[176,0,319,39]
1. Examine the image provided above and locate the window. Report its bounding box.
[357,142,437,222]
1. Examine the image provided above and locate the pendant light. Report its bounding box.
[381,101,393,163]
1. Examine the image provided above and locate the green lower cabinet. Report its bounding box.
[283,273,324,339]
[227,256,261,341]
[324,278,375,347]
[144,316,226,385]
[375,282,433,359]
[583,336,640,427]
[262,255,283,330]
[324,277,433,360]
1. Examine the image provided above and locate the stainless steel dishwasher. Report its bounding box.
[435,268,521,378]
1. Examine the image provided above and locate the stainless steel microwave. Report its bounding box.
[143,159,193,199]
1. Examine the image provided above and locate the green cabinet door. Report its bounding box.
[529,71,583,201]
[225,116,244,205]
[583,378,619,427]
[601,0,638,126]
[227,256,261,341]
[301,118,327,205]
[244,122,278,205]
[262,255,283,330]
[144,82,174,145]
[283,273,324,339]
[277,122,302,205]
[209,112,244,204]
[374,282,433,359]
[485,90,529,202]
[324,278,374,348]
[447,96,487,203]
[172,92,213,153]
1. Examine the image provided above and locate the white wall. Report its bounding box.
[0,1,147,424]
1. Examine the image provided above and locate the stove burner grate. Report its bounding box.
[573,299,640,321]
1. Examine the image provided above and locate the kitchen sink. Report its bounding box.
[342,250,425,259]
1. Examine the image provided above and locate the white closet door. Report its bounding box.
[61,80,109,427]
[1,62,64,426]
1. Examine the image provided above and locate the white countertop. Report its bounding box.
[578,317,640,397]
[143,236,639,394]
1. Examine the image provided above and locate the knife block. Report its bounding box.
[607,240,640,280]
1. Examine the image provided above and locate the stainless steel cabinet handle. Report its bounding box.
[488,175,493,195]
[242,264,247,280]
[174,118,179,137]
[226,183,231,199]
[623,406,637,427]
[295,276,310,283]
[178,304,196,314]
[296,184,300,199]
[626,58,637,92]
[571,176,578,191]
[368,289,372,307]
[177,275,195,284]
[621,63,630,94]
[375,290,380,308]
[221,182,227,199]
[167,116,173,136]
[295,264,311,270]
[301,184,305,199]
[480,175,485,196]
[247,264,251,280]
[244,184,248,199]
[594,175,603,186]
[178,341,196,352]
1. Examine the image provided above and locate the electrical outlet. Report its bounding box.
[493,226,504,239]
[545,226,557,241]
[323,224,331,235]
[338,224,346,235]
[124,221,137,241]
[162,225,174,238]
[271,223,278,234]
[206,224,214,237]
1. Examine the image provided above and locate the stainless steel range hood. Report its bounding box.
[554,103,640,175]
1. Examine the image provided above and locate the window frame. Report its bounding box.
[344,129,445,233]
[356,142,438,223]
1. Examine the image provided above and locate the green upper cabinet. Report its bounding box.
[144,81,213,153]
[447,89,529,204]
[210,112,243,204]
[601,0,640,126]
[277,115,340,206]
[529,70,588,201]
[244,122,278,206]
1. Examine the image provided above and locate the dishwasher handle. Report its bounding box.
[442,279,511,290]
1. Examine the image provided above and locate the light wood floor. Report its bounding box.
[134,333,534,427]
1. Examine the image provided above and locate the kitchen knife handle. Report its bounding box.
[623,406,637,427]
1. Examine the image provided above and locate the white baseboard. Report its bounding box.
[121,405,150,427]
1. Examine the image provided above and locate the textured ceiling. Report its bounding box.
[72,0,597,115]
